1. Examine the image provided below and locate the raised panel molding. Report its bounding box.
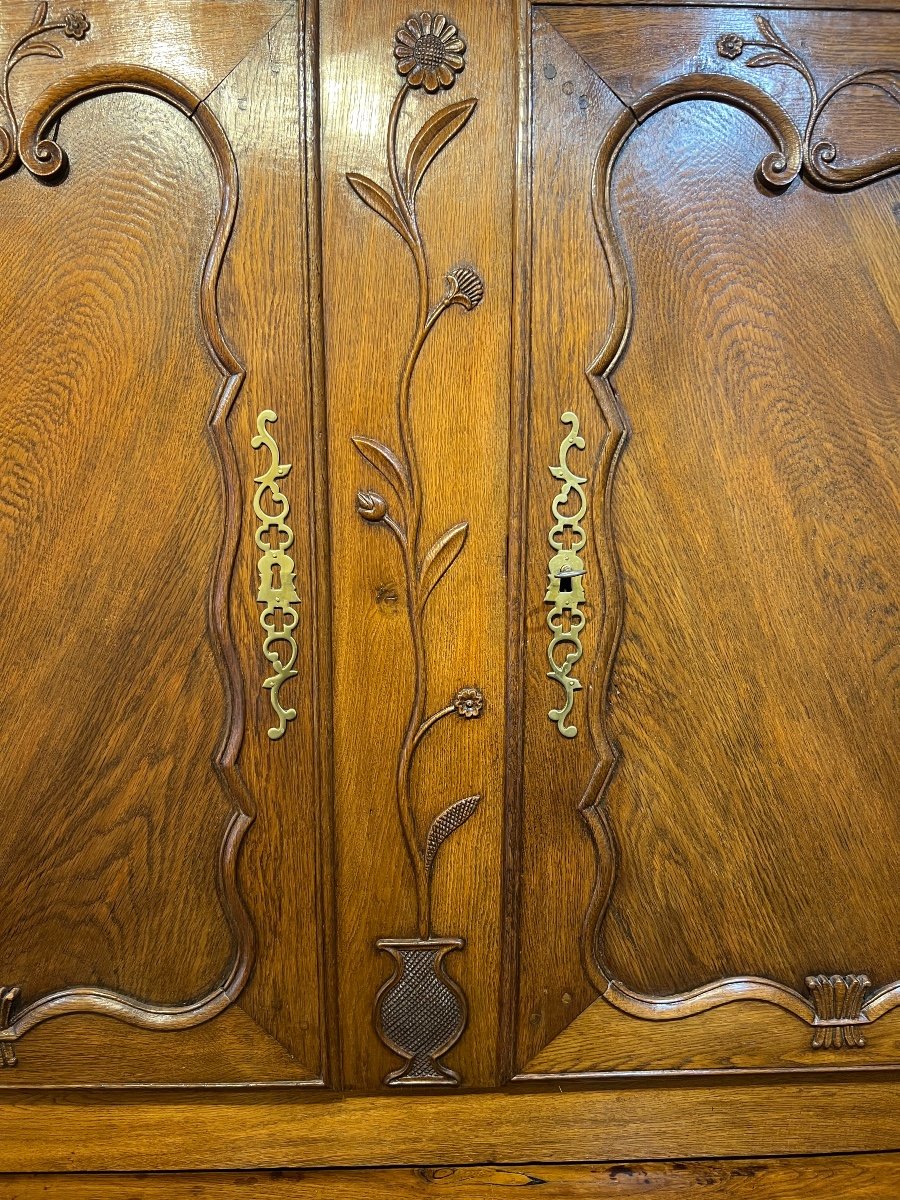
[573,16,900,1050]
[0,7,255,1065]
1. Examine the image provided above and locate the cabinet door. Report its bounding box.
[515,2,900,1080]
[1,0,899,1170]
[0,0,330,1087]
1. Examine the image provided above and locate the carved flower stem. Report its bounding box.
[384,82,470,937]
[349,20,484,944]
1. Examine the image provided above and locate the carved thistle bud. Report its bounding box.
[394,12,466,92]
[356,490,388,522]
[716,33,745,59]
[453,686,484,719]
[444,266,484,311]
[63,10,90,39]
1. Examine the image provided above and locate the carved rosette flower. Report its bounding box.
[716,33,745,60]
[394,12,466,92]
[444,266,484,311]
[453,687,484,720]
[63,10,90,39]
[356,490,388,522]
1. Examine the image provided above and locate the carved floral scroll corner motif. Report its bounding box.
[0,2,90,178]
[716,15,900,190]
[252,409,300,741]
[347,11,484,1086]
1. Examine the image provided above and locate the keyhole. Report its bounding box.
[271,562,282,590]
[559,574,573,593]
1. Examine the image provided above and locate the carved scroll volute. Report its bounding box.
[346,11,485,1086]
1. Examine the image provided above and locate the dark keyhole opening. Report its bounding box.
[559,574,573,593]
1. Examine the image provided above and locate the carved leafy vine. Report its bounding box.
[0,2,90,177]
[347,12,484,940]
[717,15,900,189]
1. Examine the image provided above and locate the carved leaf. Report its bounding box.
[30,2,49,29]
[346,172,411,244]
[754,14,786,46]
[13,41,63,63]
[404,98,477,201]
[419,521,468,603]
[424,794,481,873]
[745,52,794,70]
[857,70,900,104]
[351,435,411,502]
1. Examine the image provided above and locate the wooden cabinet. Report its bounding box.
[0,0,897,1181]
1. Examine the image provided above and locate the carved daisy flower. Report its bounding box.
[716,33,745,60]
[394,12,466,92]
[63,10,90,39]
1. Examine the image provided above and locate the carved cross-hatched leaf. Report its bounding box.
[404,98,477,201]
[419,521,468,604]
[351,435,411,504]
[346,172,411,244]
[424,795,481,873]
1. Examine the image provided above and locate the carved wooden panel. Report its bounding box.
[1,0,899,1167]
[515,4,900,1078]
[0,0,328,1086]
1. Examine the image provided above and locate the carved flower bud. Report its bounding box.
[444,266,484,311]
[63,10,90,39]
[453,686,484,719]
[716,33,744,60]
[356,490,387,522]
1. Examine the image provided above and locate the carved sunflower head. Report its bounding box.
[394,13,466,92]
[63,10,90,39]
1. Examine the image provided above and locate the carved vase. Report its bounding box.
[375,937,466,1085]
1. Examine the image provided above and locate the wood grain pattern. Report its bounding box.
[0,49,256,1056]
[0,0,324,1085]
[522,5,900,1075]
[319,0,516,1090]
[5,1154,900,1197]
[5,1080,900,1171]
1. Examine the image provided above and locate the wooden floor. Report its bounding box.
[2,1154,900,1197]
